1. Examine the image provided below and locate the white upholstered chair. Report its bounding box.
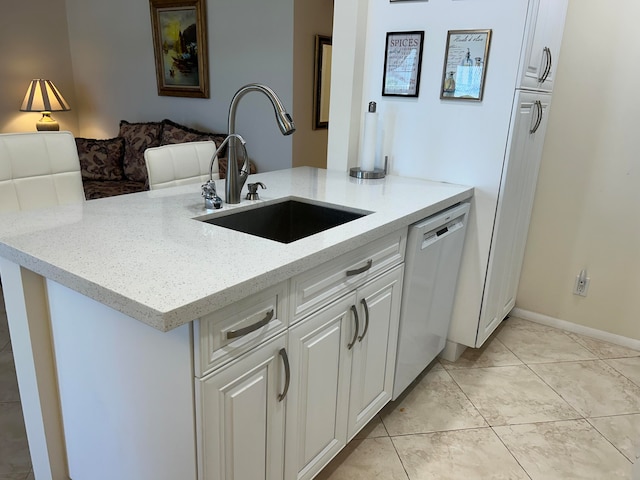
[144,140,219,190]
[0,130,85,304]
[0,131,85,213]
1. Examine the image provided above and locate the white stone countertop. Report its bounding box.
[0,167,473,331]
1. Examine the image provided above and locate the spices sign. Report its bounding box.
[382,31,425,97]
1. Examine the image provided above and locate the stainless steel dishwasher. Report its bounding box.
[392,202,470,399]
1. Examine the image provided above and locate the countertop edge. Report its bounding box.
[0,169,473,332]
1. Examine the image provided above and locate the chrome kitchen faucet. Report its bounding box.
[224,84,295,204]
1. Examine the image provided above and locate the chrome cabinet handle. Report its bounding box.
[278,348,290,402]
[358,298,369,342]
[530,101,543,135]
[347,305,359,350]
[226,309,274,340]
[346,259,373,277]
[544,48,553,83]
[539,47,552,83]
[537,47,548,82]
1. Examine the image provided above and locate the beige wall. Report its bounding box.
[517,0,640,340]
[0,0,79,134]
[0,0,293,171]
[292,0,333,168]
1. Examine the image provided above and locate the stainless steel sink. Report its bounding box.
[199,199,371,243]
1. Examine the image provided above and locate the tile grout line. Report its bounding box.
[507,332,639,468]
[487,326,620,479]
[387,435,411,480]
[438,361,493,428]
[442,337,571,480]
[585,417,637,464]
[602,357,640,389]
[489,425,534,480]
[521,356,585,420]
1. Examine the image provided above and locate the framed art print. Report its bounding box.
[313,35,332,129]
[150,0,209,98]
[382,31,424,97]
[440,29,491,101]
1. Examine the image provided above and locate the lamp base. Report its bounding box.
[36,112,60,131]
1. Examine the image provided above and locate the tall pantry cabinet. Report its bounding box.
[447,0,569,351]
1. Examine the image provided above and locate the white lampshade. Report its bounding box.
[20,79,71,131]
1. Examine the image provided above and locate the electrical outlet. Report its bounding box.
[573,269,590,297]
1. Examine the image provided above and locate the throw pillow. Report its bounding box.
[160,119,227,157]
[75,137,125,181]
[119,120,163,183]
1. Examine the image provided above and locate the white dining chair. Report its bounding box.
[144,140,219,190]
[0,131,86,479]
[0,129,86,303]
[0,131,85,213]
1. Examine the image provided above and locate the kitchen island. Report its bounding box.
[0,167,472,480]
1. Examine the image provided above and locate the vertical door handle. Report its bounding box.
[544,47,553,82]
[358,298,369,342]
[539,47,552,83]
[530,101,543,134]
[347,305,359,350]
[278,348,290,402]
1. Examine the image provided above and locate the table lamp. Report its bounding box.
[20,79,71,131]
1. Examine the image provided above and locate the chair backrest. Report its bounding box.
[144,141,219,190]
[0,131,85,213]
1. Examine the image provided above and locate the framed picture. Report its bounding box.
[313,35,332,130]
[440,29,492,101]
[149,0,209,98]
[382,31,424,97]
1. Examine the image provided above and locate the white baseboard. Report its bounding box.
[511,308,640,352]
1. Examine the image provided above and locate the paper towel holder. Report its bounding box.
[349,156,388,179]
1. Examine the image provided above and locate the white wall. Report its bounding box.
[516,0,640,341]
[331,0,639,342]
[0,0,79,134]
[64,0,294,172]
[330,0,532,347]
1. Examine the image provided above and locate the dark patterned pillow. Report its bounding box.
[118,120,163,182]
[160,119,227,157]
[75,137,125,181]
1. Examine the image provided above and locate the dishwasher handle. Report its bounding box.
[421,219,465,249]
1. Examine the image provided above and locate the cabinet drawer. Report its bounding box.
[290,229,406,323]
[195,282,289,377]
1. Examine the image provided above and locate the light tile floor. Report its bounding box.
[317,317,640,480]
[1,299,639,479]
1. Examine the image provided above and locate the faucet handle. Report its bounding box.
[202,180,223,209]
[246,182,266,200]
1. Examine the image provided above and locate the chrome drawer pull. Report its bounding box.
[226,309,274,340]
[358,298,369,342]
[348,305,359,350]
[278,348,290,402]
[346,259,373,277]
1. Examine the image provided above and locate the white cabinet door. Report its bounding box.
[285,294,355,480]
[347,265,403,440]
[199,332,287,480]
[520,0,569,91]
[478,91,552,346]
